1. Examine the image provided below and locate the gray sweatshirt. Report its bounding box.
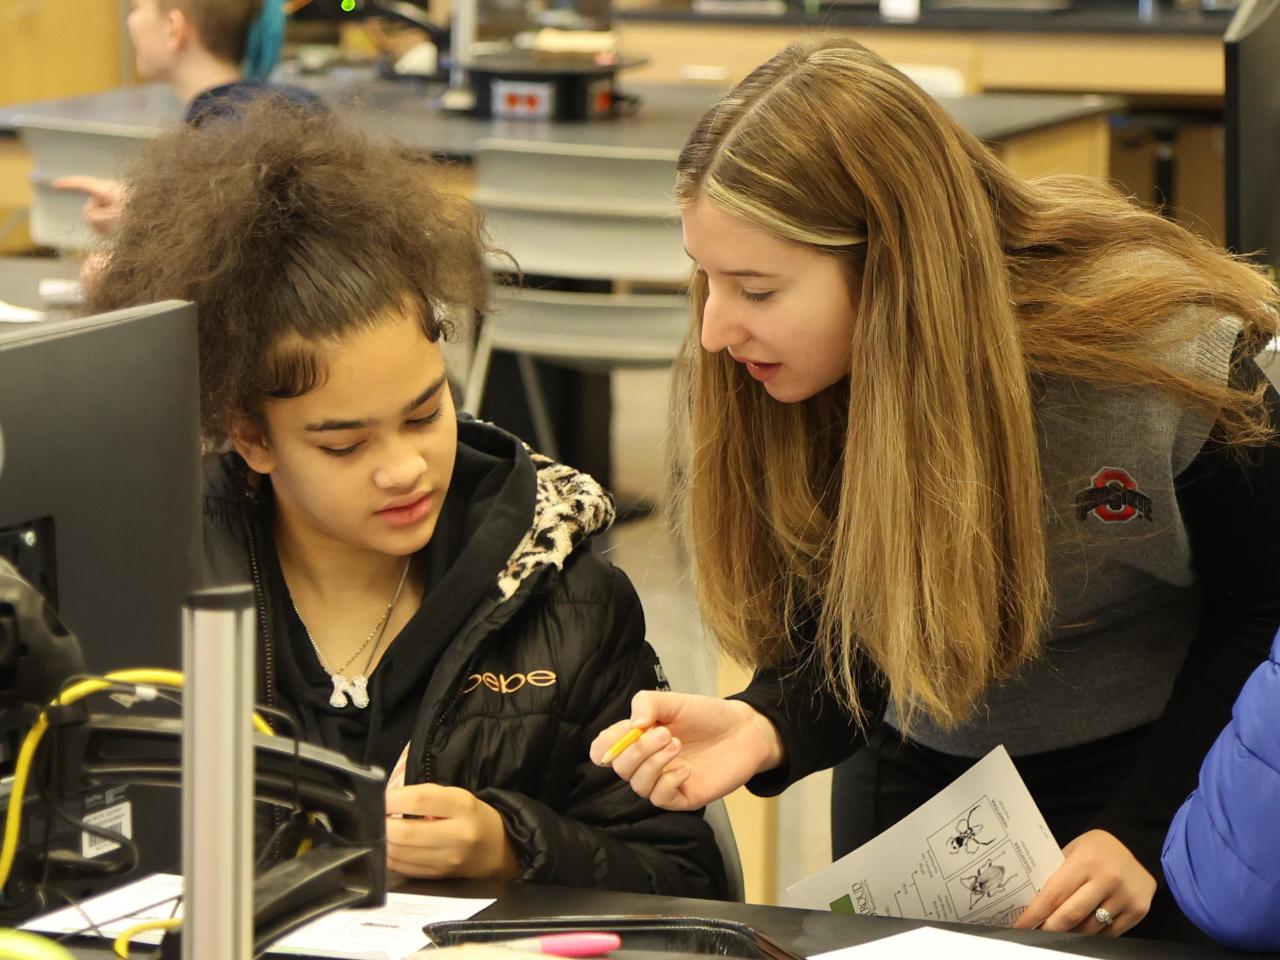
[884,310,1242,756]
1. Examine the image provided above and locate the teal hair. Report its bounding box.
[242,0,285,83]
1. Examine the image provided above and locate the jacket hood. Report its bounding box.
[494,446,616,603]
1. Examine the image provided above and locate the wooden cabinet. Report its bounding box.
[0,138,33,252]
[0,0,125,108]
[613,21,1225,96]
[0,0,124,249]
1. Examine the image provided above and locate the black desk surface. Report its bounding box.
[615,0,1233,35]
[58,877,1260,958]
[0,68,1117,160]
[410,879,1256,958]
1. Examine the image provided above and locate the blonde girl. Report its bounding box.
[593,37,1280,942]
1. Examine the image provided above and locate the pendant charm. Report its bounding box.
[349,674,370,709]
[329,673,351,709]
[327,672,370,709]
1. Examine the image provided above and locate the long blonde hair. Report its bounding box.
[672,37,1279,732]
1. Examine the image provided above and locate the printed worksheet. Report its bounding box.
[22,872,494,959]
[787,746,1063,928]
[809,926,1081,959]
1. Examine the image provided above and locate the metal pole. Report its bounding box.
[449,0,477,92]
[181,586,255,960]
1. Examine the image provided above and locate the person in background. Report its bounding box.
[55,0,317,237]
[82,99,727,897]
[591,36,1280,942]
[1161,627,1280,952]
[362,15,441,78]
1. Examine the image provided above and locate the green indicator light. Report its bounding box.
[341,0,356,10]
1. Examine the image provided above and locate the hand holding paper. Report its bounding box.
[788,747,1064,930]
[385,782,520,881]
[1013,829,1155,936]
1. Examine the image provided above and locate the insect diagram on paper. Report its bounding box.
[787,747,1064,927]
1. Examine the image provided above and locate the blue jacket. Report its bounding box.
[1163,629,1280,952]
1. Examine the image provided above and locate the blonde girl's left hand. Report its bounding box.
[384,783,521,880]
[1013,830,1156,937]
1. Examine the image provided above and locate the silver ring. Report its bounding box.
[1094,907,1115,927]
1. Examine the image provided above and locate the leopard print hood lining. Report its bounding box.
[494,451,616,602]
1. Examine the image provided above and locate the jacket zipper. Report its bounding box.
[240,497,286,852]
[422,654,477,785]
[240,499,275,710]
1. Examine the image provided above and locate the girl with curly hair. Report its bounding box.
[86,98,727,897]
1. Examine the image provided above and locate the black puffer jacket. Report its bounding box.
[202,418,726,898]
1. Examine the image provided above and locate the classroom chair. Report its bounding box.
[705,798,747,902]
[16,116,151,252]
[461,139,690,461]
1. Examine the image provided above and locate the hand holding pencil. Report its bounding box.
[589,691,786,811]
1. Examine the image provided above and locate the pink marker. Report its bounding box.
[493,932,622,957]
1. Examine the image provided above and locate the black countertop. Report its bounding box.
[0,69,1117,160]
[615,0,1234,34]
[407,879,1261,958]
[58,876,1270,959]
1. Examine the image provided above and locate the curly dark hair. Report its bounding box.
[85,97,490,443]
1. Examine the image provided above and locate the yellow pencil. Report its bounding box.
[601,726,646,763]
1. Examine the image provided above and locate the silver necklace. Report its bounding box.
[290,558,411,710]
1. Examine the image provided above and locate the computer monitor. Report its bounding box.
[1225,0,1280,276]
[0,301,202,896]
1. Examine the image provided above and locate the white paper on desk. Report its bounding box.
[809,925,1080,959]
[22,872,494,959]
[0,297,45,323]
[787,746,1063,928]
[269,891,495,959]
[21,873,184,944]
[38,277,84,307]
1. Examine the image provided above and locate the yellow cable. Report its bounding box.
[0,929,78,960]
[0,670,274,891]
[111,917,183,959]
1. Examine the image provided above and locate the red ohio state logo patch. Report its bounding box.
[1073,467,1153,523]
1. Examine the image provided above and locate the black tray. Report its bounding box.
[422,915,806,960]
